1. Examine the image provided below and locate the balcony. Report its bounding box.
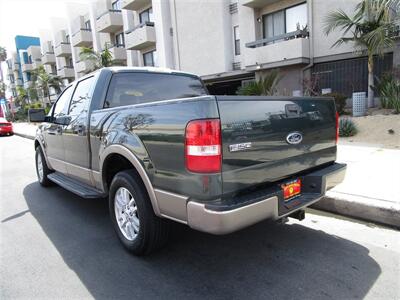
[121,0,151,11]
[109,45,127,63]
[33,59,42,69]
[15,79,23,86]
[21,63,33,72]
[76,60,95,74]
[242,0,281,8]
[42,53,56,65]
[57,66,75,79]
[72,29,93,47]
[125,22,156,50]
[245,30,310,69]
[54,43,72,57]
[96,10,123,33]
[12,62,20,71]
[8,82,15,89]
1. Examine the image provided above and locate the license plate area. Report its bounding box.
[281,178,301,201]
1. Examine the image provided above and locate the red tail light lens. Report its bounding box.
[335,112,339,144]
[185,119,221,173]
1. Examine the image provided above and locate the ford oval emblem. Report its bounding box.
[286,132,303,145]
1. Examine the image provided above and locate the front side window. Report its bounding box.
[112,0,121,10]
[143,50,157,67]
[68,76,95,119]
[139,7,153,23]
[53,86,73,118]
[115,32,125,47]
[104,72,207,108]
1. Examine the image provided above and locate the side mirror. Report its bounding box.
[28,109,46,123]
[55,115,71,126]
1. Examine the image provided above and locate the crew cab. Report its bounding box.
[33,67,346,255]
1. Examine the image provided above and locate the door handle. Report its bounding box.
[48,126,62,135]
[73,125,85,136]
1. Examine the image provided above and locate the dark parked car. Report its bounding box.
[33,67,346,255]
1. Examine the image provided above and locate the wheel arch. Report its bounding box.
[99,144,161,216]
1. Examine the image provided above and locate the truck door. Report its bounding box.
[43,85,74,174]
[62,76,95,186]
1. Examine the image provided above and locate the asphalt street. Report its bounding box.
[1,135,399,300]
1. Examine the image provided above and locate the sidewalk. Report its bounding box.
[13,122,37,140]
[12,122,400,228]
[313,143,400,228]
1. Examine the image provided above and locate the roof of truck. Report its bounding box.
[106,66,198,77]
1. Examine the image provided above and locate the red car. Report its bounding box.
[0,118,13,136]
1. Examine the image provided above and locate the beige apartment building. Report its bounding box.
[12,0,398,103]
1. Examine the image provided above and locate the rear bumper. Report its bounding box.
[187,162,346,235]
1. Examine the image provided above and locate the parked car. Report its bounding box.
[0,118,13,136]
[32,67,346,255]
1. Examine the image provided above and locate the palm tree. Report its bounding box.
[32,65,63,104]
[79,44,114,72]
[324,0,400,107]
[236,69,282,96]
[0,46,7,83]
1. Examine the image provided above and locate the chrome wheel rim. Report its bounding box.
[114,187,140,241]
[37,154,44,182]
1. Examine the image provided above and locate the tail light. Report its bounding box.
[185,119,221,173]
[335,112,339,144]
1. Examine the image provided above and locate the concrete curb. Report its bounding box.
[312,192,400,229]
[14,132,35,140]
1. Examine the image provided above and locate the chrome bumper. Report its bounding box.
[187,163,347,235]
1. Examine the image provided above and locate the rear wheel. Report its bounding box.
[35,147,53,187]
[109,170,170,255]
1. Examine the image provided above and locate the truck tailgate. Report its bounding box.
[216,96,337,195]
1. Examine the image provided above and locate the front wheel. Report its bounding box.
[35,147,53,187]
[109,170,170,255]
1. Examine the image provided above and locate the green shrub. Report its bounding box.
[339,118,358,137]
[325,93,347,115]
[375,74,400,113]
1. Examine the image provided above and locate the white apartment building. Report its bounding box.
[34,0,398,98]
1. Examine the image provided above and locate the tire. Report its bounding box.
[109,170,170,255]
[35,146,53,187]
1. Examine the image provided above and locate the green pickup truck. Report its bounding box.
[32,67,346,255]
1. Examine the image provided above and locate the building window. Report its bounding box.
[139,7,154,23]
[143,50,157,67]
[66,34,70,43]
[68,57,73,67]
[115,32,125,47]
[9,75,15,83]
[28,55,32,64]
[12,89,17,97]
[112,0,121,10]
[262,2,307,38]
[85,20,91,30]
[234,26,240,56]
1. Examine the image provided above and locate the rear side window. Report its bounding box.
[68,76,95,118]
[104,72,207,108]
[53,86,73,118]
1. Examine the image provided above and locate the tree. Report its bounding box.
[324,0,400,107]
[236,69,282,96]
[32,65,63,104]
[79,44,114,72]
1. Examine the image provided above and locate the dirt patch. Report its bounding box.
[340,110,400,149]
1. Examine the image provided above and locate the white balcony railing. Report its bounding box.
[245,30,310,68]
[54,43,72,57]
[42,53,56,65]
[71,29,93,47]
[109,45,127,62]
[121,0,151,11]
[57,66,75,79]
[96,9,123,33]
[76,60,95,74]
[125,22,156,50]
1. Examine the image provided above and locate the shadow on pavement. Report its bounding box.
[23,182,380,299]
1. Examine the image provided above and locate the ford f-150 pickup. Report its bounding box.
[32,67,346,255]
